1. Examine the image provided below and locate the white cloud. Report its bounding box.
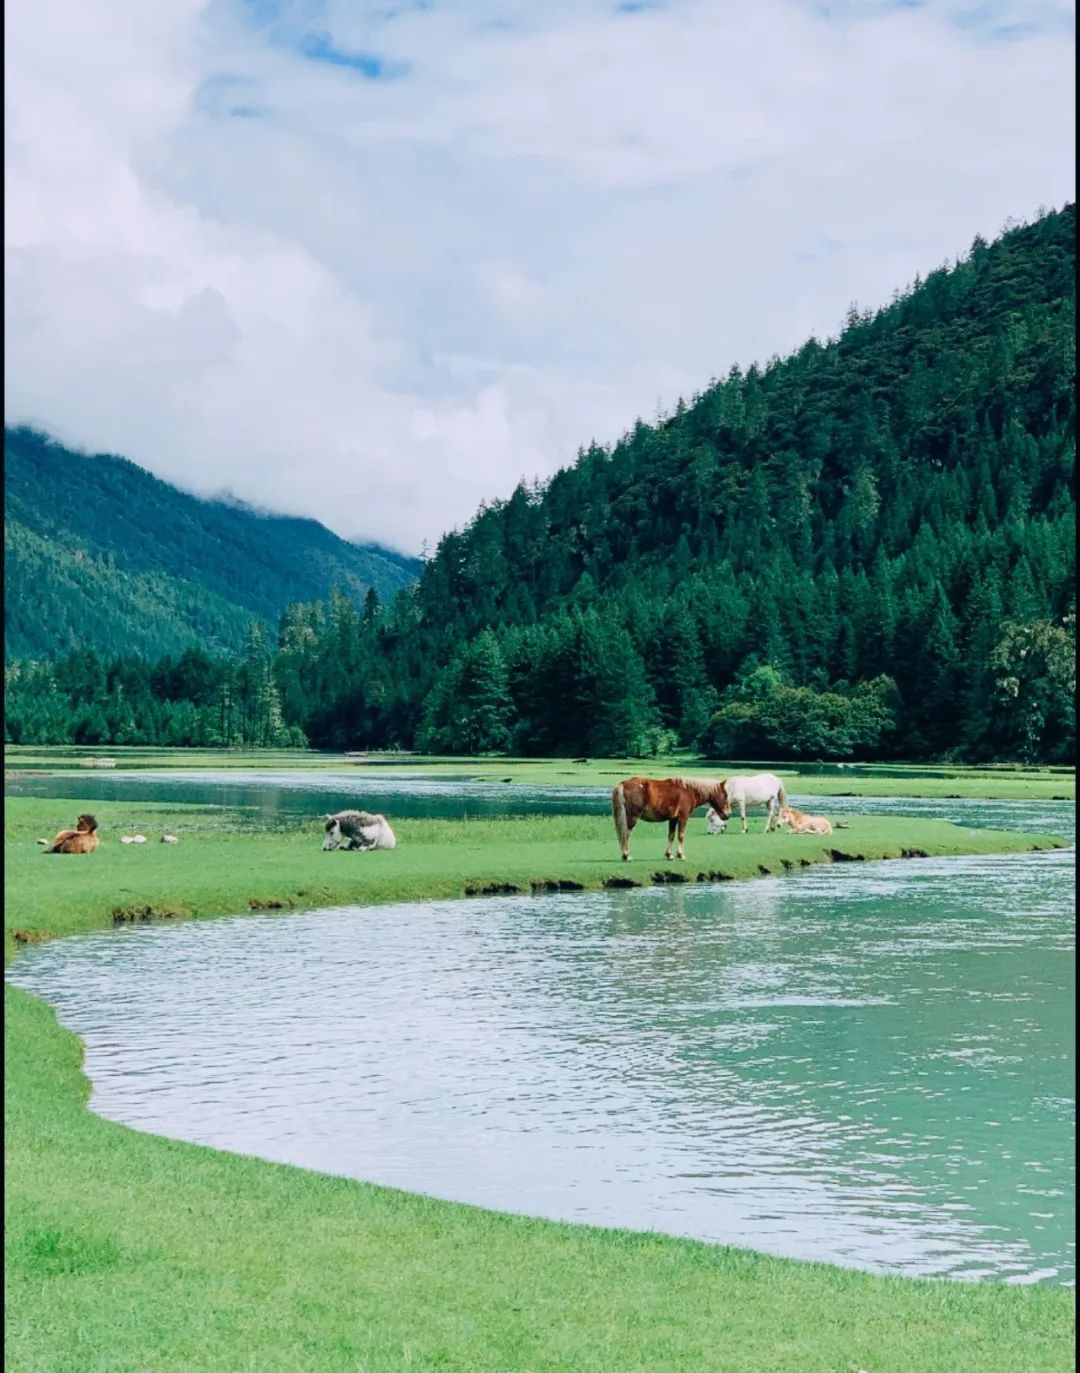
[5,0,1075,553]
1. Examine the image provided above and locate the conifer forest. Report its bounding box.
[5,206,1075,763]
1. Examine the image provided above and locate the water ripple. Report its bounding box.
[8,801,1074,1285]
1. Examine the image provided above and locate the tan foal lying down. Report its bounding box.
[778,805,837,835]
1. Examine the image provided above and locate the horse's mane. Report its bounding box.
[330,810,382,826]
[669,775,725,800]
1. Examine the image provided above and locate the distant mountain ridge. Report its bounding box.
[4,427,420,661]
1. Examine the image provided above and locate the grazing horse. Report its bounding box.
[724,773,787,834]
[612,776,732,862]
[323,810,397,852]
[45,814,100,854]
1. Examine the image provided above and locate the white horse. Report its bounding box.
[322,810,397,851]
[723,773,787,834]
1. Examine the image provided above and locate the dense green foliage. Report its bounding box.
[700,665,903,761]
[5,629,305,749]
[6,207,1075,760]
[3,427,419,660]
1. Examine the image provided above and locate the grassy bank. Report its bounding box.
[5,796,1075,1372]
[5,797,1070,953]
[5,744,1075,800]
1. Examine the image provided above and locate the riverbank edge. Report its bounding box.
[5,806,1076,1372]
[3,802,1071,956]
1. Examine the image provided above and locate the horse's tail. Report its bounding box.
[612,784,629,851]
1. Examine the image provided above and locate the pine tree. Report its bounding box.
[916,585,962,753]
[571,612,662,757]
[457,631,512,753]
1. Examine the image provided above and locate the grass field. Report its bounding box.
[5,743,1076,800]
[5,797,1071,953]
[4,795,1076,1372]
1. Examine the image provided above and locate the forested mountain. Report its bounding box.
[4,427,419,660]
[6,206,1075,760]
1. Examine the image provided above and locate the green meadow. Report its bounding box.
[4,797,1071,952]
[4,794,1076,1372]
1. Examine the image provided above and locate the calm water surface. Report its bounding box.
[5,768,1076,834]
[9,794,1074,1284]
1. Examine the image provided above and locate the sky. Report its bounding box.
[5,0,1075,555]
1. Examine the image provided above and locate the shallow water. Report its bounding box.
[4,768,1076,837]
[9,826,1074,1284]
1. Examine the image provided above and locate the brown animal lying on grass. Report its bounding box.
[777,806,848,836]
[42,814,100,854]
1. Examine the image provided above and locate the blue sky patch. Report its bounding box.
[296,30,410,78]
[240,0,299,27]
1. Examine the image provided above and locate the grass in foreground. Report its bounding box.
[5,797,1076,1372]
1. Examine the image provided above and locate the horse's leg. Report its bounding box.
[740,798,748,835]
[766,795,777,833]
[622,814,638,862]
[676,808,689,860]
[665,818,677,860]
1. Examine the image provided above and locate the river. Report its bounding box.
[6,777,1074,1284]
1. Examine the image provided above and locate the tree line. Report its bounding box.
[4,586,1073,762]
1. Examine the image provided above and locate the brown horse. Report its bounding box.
[612,777,732,862]
[45,814,100,854]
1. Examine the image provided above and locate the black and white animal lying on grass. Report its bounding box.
[705,806,728,834]
[322,810,397,852]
